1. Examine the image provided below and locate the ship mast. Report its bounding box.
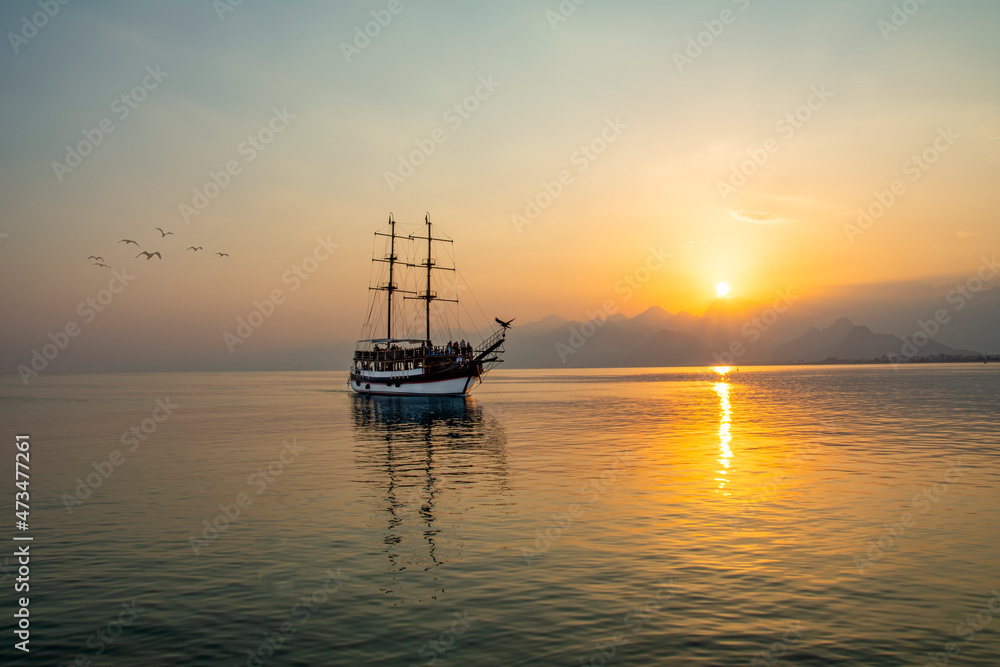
[405,213,455,344]
[425,215,432,342]
[372,214,412,341]
[388,217,395,340]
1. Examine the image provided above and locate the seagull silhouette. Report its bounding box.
[93,262,110,268]
[136,251,162,260]
[187,246,203,251]
[155,227,174,237]
[118,239,139,246]
[88,255,104,261]
[495,317,515,330]
[216,252,229,257]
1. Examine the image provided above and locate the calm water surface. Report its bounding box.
[1,365,999,665]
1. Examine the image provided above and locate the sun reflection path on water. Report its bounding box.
[713,367,733,495]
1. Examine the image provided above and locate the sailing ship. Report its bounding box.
[349,214,509,396]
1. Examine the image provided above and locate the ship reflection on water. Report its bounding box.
[351,395,510,572]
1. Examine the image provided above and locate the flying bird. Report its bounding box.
[93,262,110,268]
[216,252,229,257]
[187,246,203,251]
[136,251,162,260]
[118,239,139,246]
[495,317,515,330]
[155,227,174,237]
[88,255,104,261]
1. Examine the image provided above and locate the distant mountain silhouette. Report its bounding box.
[776,316,856,361]
[632,305,702,334]
[503,313,657,368]
[617,328,713,367]
[503,307,984,369]
[778,317,979,363]
[825,324,909,360]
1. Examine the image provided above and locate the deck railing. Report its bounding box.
[354,343,476,362]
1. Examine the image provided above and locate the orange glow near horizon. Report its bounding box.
[2,2,998,371]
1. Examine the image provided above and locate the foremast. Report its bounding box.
[371,214,413,340]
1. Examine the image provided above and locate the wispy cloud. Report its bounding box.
[730,210,790,225]
[956,231,981,239]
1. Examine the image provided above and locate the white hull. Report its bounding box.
[349,374,479,396]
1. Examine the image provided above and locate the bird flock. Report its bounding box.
[89,228,230,268]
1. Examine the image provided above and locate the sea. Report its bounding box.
[1,365,998,666]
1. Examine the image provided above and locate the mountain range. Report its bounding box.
[502,299,988,369]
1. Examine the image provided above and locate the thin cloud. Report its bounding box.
[956,231,981,239]
[730,210,790,225]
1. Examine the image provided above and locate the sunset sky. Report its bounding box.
[2,0,998,372]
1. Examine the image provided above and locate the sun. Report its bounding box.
[716,282,730,298]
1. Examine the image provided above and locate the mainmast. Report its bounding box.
[425,214,432,342]
[388,217,395,340]
[405,212,455,344]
